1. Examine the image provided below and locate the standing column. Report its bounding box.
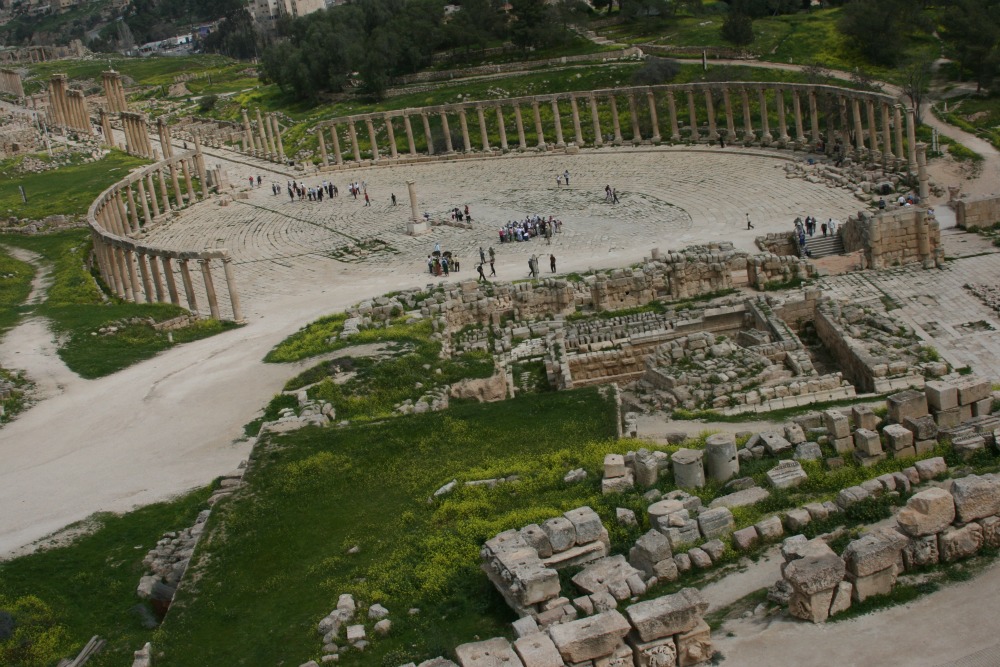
[741,87,754,142]
[137,252,153,303]
[406,179,419,222]
[808,90,821,148]
[852,97,865,155]
[722,88,736,141]
[825,95,837,154]
[866,100,878,157]
[124,248,141,302]
[149,253,165,302]
[440,111,453,153]
[421,113,434,155]
[704,90,718,141]
[551,97,565,148]
[122,116,133,154]
[136,177,151,225]
[385,114,398,158]
[113,247,130,299]
[200,259,220,320]
[157,117,173,158]
[686,89,699,141]
[532,99,546,149]
[646,89,661,143]
[792,89,806,146]
[404,113,417,155]
[838,95,850,152]
[627,93,641,144]
[514,104,527,150]
[170,161,183,209]
[100,110,115,148]
[477,106,490,152]
[458,108,471,152]
[179,259,198,312]
[589,94,603,146]
[571,96,584,146]
[195,136,209,199]
[317,130,329,166]
[880,103,894,160]
[348,121,361,162]
[240,109,254,154]
[114,192,129,236]
[330,126,343,165]
[272,114,285,162]
[366,117,380,160]
[222,257,243,323]
[158,169,171,213]
[146,174,160,219]
[181,159,196,204]
[263,113,276,158]
[609,95,623,145]
[254,109,269,157]
[496,105,509,151]
[776,88,789,144]
[916,142,929,199]
[161,256,180,307]
[904,106,916,174]
[125,184,139,232]
[666,90,680,142]
[758,88,771,145]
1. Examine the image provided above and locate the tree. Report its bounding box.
[837,0,915,67]
[631,58,680,85]
[721,3,754,46]
[508,0,560,50]
[939,0,1000,93]
[901,57,933,124]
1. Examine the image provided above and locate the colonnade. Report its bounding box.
[121,111,155,159]
[47,74,92,134]
[101,70,128,113]
[312,82,917,174]
[0,68,25,98]
[239,108,285,163]
[87,148,240,321]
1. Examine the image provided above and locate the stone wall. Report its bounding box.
[954,194,1000,231]
[755,232,798,257]
[397,48,642,85]
[840,208,941,270]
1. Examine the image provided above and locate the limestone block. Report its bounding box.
[616,508,637,527]
[755,516,784,541]
[784,422,807,445]
[346,625,366,642]
[883,424,914,451]
[853,428,883,456]
[902,534,939,570]
[701,539,725,563]
[887,389,929,423]
[590,591,618,613]
[925,380,959,411]
[849,566,896,602]
[892,472,912,494]
[624,588,709,642]
[653,558,679,582]
[671,449,705,489]
[853,450,886,468]
[896,487,955,537]
[852,405,881,431]
[828,581,853,617]
[952,475,1000,522]
[602,470,635,495]
[955,376,991,405]
[784,551,845,596]
[788,587,836,624]
[802,503,828,522]
[628,636,677,667]
[547,610,631,663]
[647,499,685,524]
[455,638,523,667]
[661,518,700,550]
[630,530,673,576]
[954,435,987,460]
[687,547,711,569]
[709,486,770,509]
[633,449,659,488]
[704,433,739,483]
[836,485,870,509]
[831,436,854,454]
[759,431,793,456]
[542,517,577,552]
[572,555,642,595]
[604,454,626,478]
[972,398,994,417]
[766,460,808,489]
[824,410,851,439]
[627,573,648,597]
[733,526,760,551]
[784,508,811,532]
[564,507,604,544]
[960,404,974,422]
[512,616,539,638]
[521,524,553,559]
[843,528,908,577]
[914,457,947,481]
[697,507,735,540]
[418,660,458,667]
[675,619,713,667]
[793,442,823,461]
[903,415,938,441]
[934,407,962,429]
[516,565,561,606]
[514,633,562,667]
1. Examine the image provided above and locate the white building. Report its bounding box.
[250,0,325,29]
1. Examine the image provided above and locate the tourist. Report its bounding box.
[442,256,450,276]
[479,246,486,264]
[719,134,725,149]
[746,213,754,230]
[427,255,434,274]
[829,219,837,235]
[557,175,562,187]
[489,258,496,277]
[477,263,487,282]
[564,169,570,186]
[612,189,619,204]
[391,193,397,206]
[364,190,370,207]
[821,222,827,236]
[605,185,612,202]
[550,254,556,273]
[434,242,441,254]
[488,246,495,261]
[257,175,262,187]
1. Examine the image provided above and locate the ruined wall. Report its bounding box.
[755,232,798,257]
[841,208,941,270]
[955,194,1000,231]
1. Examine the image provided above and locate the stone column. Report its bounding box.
[200,259,220,320]
[421,113,434,155]
[722,87,735,141]
[179,259,198,313]
[916,142,929,200]
[385,114,398,158]
[240,109,254,154]
[825,96,837,154]
[866,99,878,157]
[589,94,603,146]
[704,89,718,141]
[514,104,527,150]
[158,169,170,213]
[149,253,165,302]
[880,103,894,160]
[609,95,622,145]
[222,257,243,323]
[407,179,419,222]
[838,95,850,151]
[330,126,343,164]
[532,99,546,149]
[170,162,183,208]
[757,88,771,144]
[317,129,329,166]
[458,107,471,152]
[905,107,916,174]
[627,92,641,144]
[121,116,132,154]
[404,113,417,155]
[157,117,173,158]
[162,256,180,307]
[477,106,490,152]
[551,97,565,148]
[100,110,115,148]
[496,105,509,151]
[646,89,661,143]
[272,114,285,162]
[808,90,820,147]
[137,177,151,224]
[194,137,208,199]
[439,111,453,153]
[146,174,160,218]
[852,97,865,155]
[366,117,380,160]
[571,96,584,145]
[263,112,276,158]
[792,89,806,146]
[741,87,753,142]
[348,121,361,162]
[114,191,129,235]
[137,252,153,303]
[125,185,139,233]
[255,109,269,157]
[776,88,789,144]
[666,90,680,142]
[686,89,699,141]
[124,248,141,302]
[181,159,196,204]
[705,433,738,483]
[114,247,131,300]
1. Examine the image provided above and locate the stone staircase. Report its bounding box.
[805,233,845,258]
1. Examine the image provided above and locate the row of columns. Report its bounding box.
[93,153,203,236]
[47,74,92,134]
[1,46,47,63]
[101,70,128,113]
[239,108,285,163]
[0,68,25,98]
[121,111,155,159]
[314,84,917,174]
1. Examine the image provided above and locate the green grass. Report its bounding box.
[157,388,621,667]
[0,151,151,221]
[0,230,236,378]
[935,94,1000,152]
[0,245,35,334]
[0,485,215,667]
[20,55,242,96]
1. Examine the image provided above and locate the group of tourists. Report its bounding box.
[603,185,621,204]
[450,205,472,222]
[427,242,461,277]
[256,176,397,208]
[794,215,838,238]
[498,215,562,244]
[526,253,557,278]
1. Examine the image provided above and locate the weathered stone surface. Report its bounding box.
[979,516,1000,549]
[853,428,882,456]
[883,424,914,451]
[733,526,760,551]
[418,658,459,667]
[604,454,626,478]
[784,508,811,532]
[697,507,735,540]
[794,442,823,461]
[766,460,808,489]
[843,528,908,577]
[513,633,563,667]
[832,436,855,454]
[564,507,604,544]
[547,610,631,663]
[850,567,896,602]
[659,517,700,550]
[759,431,793,456]
[902,534,939,570]
[629,530,673,576]
[824,410,851,439]
[887,389,929,423]
[939,523,984,562]
[708,486,770,509]
[788,588,836,624]
[653,558,679,582]
[852,405,881,431]
[828,581,853,617]
[925,380,959,411]
[704,433,739,483]
[628,636,676,667]
[914,457,947,481]
[456,638,523,667]
[671,448,705,489]
[520,524,553,559]
[511,616,539,638]
[952,475,1000,522]
[624,588,709,642]
[784,422,807,445]
[633,449,660,488]
[647,499,685,523]
[896,487,955,537]
[675,619,713,667]
[955,376,991,406]
[602,470,635,495]
[784,552,845,596]
[954,435,986,460]
[903,415,938,441]
[755,515,784,541]
[687,547,712,569]
[572,555,642,595]
[616,508,638,527]
[541,517,577,553]
[836,485,870,509]
[701,539,725,562]
[346,625,366,642]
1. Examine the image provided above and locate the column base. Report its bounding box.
[406,220,430,236]
[651,135,662,144]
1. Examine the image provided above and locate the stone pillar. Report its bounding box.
[330,126,343,164]
[705,433,739,483]
[222,256,243,323]
[440,111,453,153]
[162,256,180,307]
[551,97,565,148]
[317,129,329,166]
[792,89,806,146]
[704,89,718,141]
[194,136,208,199]
[825,96,837,154]
[407,179,419,222]
[100,110,115,148]
[852,97,865,155]
[137,177,151,224]
[838,95,850,152]
[532,99,546,149]
[200,259,220,320]
[808,90,820,148]
[589,94,603,146]
[722,88,736,141]
[137,252,153,303]
[272,114,285,162]
[916,142,929,200]
[124,248,141,302]
[496,105,509,151]
[905,107,916,174]
[157,117,173,158]
[741,87,753,142]
[609,95,622,145]
[115,247,132,300]
[263,112,276,158]
[114,191,129,236]
[240,109,254,154]
[758,88,771,144]
[570,96,584,146]
[880,104,894,160]
[366,117,380,160]
[125,185,139,232]
[671,449,705,489]
[385,114,398,158]
[686,89,699,141]
[181,159,195,204]
[666,91,681,142]
[514,104,527,150]
[169,162,183,209]
[421,113,434,155]
[348,121,361,162]
[866,100,878,157]
[158,169,170,214]
[179,259,198,313]
[255,109,269,157]
[149,253,165,302]
[627,92,641,144]
[646,89,661,143]
[404,114,417,155]
[146,174,160,219]
[458,107,471,152]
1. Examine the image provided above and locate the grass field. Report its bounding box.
[0,246,35,334]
